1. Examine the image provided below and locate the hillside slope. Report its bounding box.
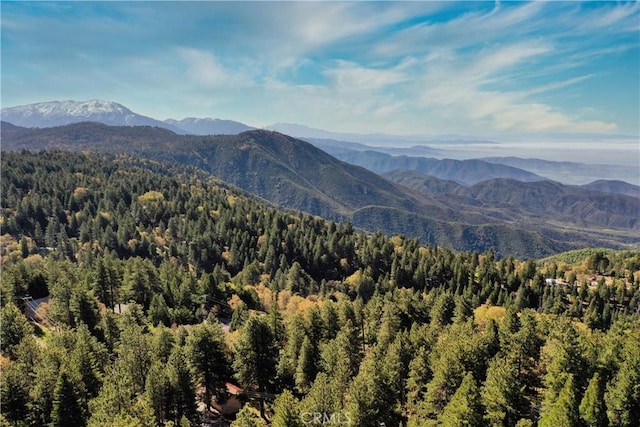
[3,122,638,258]
[385,169,640,230]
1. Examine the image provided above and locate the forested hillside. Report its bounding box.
[384,170,640,229]
[1,151,639,426]
[3,122,638,258]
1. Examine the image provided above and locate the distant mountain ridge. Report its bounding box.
[2,121,638,258]
[384,169,639,230]
[305,138,443,157]
[583,180,640,198]
[329,150,545,185]
[4,99,636,186]
[482,156,640,186]
[0,99,185,134]
[1,99,253,136]
[266,122,492,146]
[164,117,255,135]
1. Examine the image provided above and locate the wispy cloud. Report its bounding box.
[1,1,637,136]
[177,48,255,89]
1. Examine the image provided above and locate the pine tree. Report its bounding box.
[233,316,278,392]
[117,322,152,394]
[345,351,384,427]
[538,374,579,427]
[151,324,176,364]
[0,361,30,424]
[148,294,171,326]
[439,371,485,426]
[539,318,589,423]
[87,361,137,426]
[166,346,198,425]
[231,405,267,427]
[299,373,343,423]
[0,302,32,358]
[185,321,231,409]
[579,372,607,427]
[271,390,303,427]
[295,336,316,393]
[482,355,524,426]
[605,333,640,426]
[69,324,105,406]
[51,370,86,427]
[277,313,306,387]
[406,347,431,424]
[144,361,172,424]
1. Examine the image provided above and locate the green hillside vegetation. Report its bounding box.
[3,122,638,259]
[1,151,639,426]
[385,170,640,229]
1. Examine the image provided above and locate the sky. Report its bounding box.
[1,1,639,141]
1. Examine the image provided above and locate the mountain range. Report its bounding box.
[2,121,638,258]
[5,99,636,186]
[384,169,639,229]
[482,156,640,186]
[320,149,545,186]
[164,117,255,135]
[1,100,253,136]
[0,99,185,134]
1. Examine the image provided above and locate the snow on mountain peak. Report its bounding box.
[1,99,252,135]
[0,99,176,129]
[16,100,131,117]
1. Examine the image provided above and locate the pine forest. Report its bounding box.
[1,150,639,427]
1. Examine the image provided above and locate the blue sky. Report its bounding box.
[2,1,639,138]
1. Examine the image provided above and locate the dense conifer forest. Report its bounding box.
[1,151,639,426]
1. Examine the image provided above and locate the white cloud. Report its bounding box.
[577,1,640,31]
[324,61,408,91]
[177,48,255,89]
[3,1,636,136]
[409,41,618,134]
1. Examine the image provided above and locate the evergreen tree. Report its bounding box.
[278,313,306,387]
[344,350,384,427]
[166,346,198,425]
[482,355,525,426]
[69,324,106,407]
[230,302,249,332]
[148,294,171,326]
[0,302,32,358]
[151,325,175,364]
[87,361,137,426]
[0,361,30,424]
[144,361,172,425]
[295,336,317,393]
[538,374,579,427]
[579,372,607,427]
[605,333,640,426]
[185,321,231,409]
[299,373,343,424]
[117,322,152,394]
[271,389,303,427]
[231,405,267,427]
[51,370,86,427]
[233,316,278,392]
[439,372,485,427]
[406,347,431,425]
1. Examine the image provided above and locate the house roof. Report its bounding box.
[226,382,243,395]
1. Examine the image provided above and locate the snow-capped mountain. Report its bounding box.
[1,100,256,135]
[1,100,184,132]
[164,117,254,135]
